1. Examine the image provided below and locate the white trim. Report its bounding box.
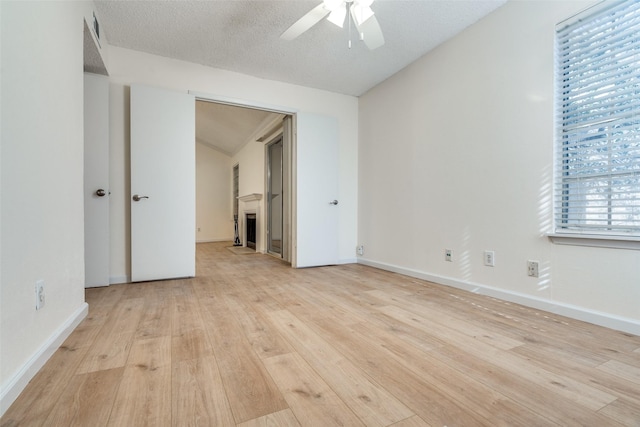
[548,233,640,250]
[196,238,234,244]
[238,193,263,202]
[357,258,640,336]
[0,303,88,417]
[189,91,297,115]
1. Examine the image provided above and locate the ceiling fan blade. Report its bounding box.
[281,3,330,41]
[351,9,384,50]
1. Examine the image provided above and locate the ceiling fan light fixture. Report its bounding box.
[281,0,384,50]
[327,5,347,27]
[323,0,344,12]
[351,4,374,26]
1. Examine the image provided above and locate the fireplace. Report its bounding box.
[238,193,262,252]
[245,213,256,250]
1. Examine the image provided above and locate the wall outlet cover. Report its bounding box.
[445,249,453,262]
[484,251,495,267]
[527,260,540,277]
[35,280,45,310]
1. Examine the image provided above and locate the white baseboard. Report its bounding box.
[357,258,640,336]
[196,238,233,243]
[0,303,88,417]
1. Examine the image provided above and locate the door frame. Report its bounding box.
[265,135,284,258]
[191,92,299,267]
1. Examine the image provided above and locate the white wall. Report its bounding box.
[231,136,271,253]
[358,0,640,334]
[0,1,106,414]
[234,140,267,198]
[108,46,359,281]
[196,143,233,242]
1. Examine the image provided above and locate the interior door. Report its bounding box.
[130,84,195,282]
[295,113,339,267]
[84,73,110,287]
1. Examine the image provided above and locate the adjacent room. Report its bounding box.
[2,0,639,425]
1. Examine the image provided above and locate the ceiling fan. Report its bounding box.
[281,0,385,50]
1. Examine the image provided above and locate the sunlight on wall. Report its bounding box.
[536,165,553,293]
[458,225,473,283]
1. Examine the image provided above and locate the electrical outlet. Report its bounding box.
[445,249,453,262]
[484,251,495,267]
[527,260,539,277]
[35,280,45,310]
[356,245,364,256]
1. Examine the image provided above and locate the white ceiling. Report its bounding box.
[94,0,508,97]
[93,0,507,155]
[196,101,284,155]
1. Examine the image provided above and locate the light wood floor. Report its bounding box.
[3,242,640,426]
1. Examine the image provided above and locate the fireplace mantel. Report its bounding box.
[238,193,263,202]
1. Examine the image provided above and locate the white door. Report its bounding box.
[130,84,195,282]
[84,73,110,288]
[295,113,339,267]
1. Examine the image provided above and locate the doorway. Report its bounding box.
[194,98,291,262]
[192,93,340,268]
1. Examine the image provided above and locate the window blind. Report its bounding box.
[555,0,640,236]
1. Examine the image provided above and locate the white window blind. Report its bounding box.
[555,0,640,237]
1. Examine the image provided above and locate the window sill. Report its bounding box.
[548,233,640,250]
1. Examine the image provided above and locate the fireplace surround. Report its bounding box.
[237,193,262,251]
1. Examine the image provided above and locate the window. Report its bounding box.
[554,0,640,241]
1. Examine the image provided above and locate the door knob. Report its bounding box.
[96,189,106,197]
[133,194,149,202]
[329,200,338,205]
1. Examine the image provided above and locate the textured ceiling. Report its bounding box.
[83,21,108,75]
[94,0,508,97]
[196,101,284,156]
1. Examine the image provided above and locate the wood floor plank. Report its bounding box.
[107,336,172,427]
[172,356,236,426]
[200,295,288,423]
[236,409,301,427]
[346,320,553,426]
[76,330,135,374]
[0,345,91,426]
[135,296,172,340]
[263,352,365,427]
[379,304,618,411]
[598,398,640,426]
[512,344,640,406]
[77,296,145,374]
[284,308,491,426]
[366,288,526,350]
[224,291,294,360]
[4,242,640,427]
[42,367,124,427]
[389,415,434,427]
[598,359,640,384]
[432,344,626,426]
[173,291,204,335]
[268,309,415,427]
[172,327,215,362]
